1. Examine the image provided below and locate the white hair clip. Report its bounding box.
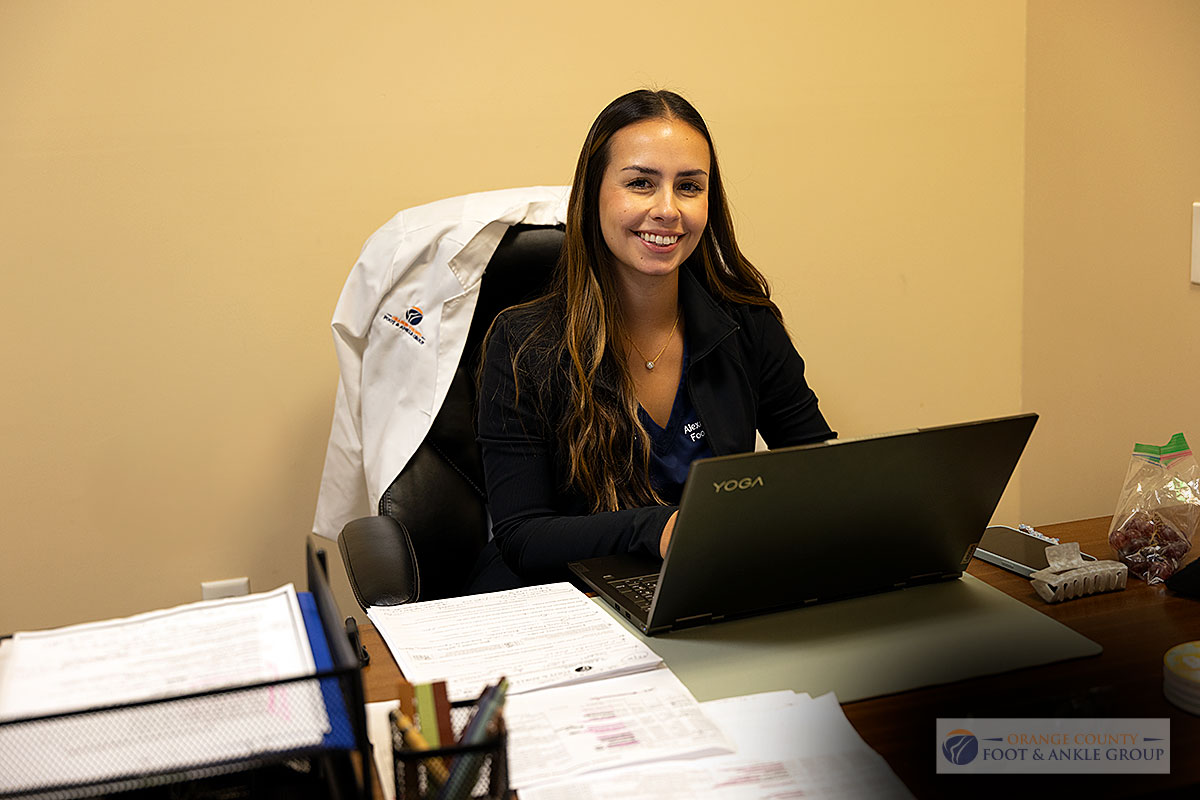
[1029,542,1128,603]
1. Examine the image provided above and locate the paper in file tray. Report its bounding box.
[1029,542,1128,603]
[0,666,362,800]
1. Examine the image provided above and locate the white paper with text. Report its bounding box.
[505,667,733,789]
[0,585,328,794]
[520,691,914,800]
[368,582,662,701]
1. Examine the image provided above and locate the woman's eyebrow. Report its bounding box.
[620,165,710,177]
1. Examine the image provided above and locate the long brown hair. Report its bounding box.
[501,90,780,512]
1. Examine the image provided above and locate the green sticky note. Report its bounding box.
[414,682,441,748]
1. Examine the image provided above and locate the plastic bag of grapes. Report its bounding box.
[1108,433,1200,585]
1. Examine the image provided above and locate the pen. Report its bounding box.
[391,709,450,785]
[458,678,508,746]
[436,678,508,800]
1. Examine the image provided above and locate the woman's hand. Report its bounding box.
[659,510,679,558]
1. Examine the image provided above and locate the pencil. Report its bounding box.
[392,709,450,785]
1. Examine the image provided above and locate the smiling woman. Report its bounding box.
[598,118,711,286]
[468,89,836,593]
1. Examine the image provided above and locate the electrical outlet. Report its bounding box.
[201,577,251,600]
[1192,203,1200,285]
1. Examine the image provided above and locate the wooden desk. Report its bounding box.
[359,517,1200,798]
[842,517,1199,798]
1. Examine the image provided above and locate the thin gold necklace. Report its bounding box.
[627,312,681,371]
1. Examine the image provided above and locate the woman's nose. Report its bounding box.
[651,190,680,222]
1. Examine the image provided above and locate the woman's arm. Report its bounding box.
[477,315,673,582]
[746,307,835,448]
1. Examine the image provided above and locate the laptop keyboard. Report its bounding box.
[609,573,659,611]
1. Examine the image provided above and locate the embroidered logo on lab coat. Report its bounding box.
[383,306,427,345]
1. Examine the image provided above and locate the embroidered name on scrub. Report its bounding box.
[639,393,712,504]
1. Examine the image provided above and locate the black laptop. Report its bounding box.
[568,413,1037,635]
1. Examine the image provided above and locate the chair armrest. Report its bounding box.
[337,516,420,609]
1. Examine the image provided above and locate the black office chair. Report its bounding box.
[337,223,564,609]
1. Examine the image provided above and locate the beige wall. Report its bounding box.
[0,0,1041,634]
[1023,1,1200,524]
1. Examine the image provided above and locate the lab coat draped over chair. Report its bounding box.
[314,186,569,540]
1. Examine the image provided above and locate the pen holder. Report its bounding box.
[390,700,511,800]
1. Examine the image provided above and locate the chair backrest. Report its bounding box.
[377,223,564,600]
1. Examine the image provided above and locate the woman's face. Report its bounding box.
[597,118,710,284]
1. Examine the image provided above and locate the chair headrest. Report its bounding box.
[463,224,564,371]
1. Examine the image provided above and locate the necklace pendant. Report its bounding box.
[645,361,655,371]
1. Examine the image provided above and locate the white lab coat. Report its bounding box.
[313,186,570,539]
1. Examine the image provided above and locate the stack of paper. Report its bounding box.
[367,582,663,701]
[367,582,914,798]
[0,585,329,795]
[519,691,914,799]
[366,668,733,800]
[504,668,734,788]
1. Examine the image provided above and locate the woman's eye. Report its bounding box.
[626,178,653,190]
[678,181,704,194]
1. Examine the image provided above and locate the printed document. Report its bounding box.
[0,584,316,718]
[368,582,662,701]
[520,691,914,800]
[0,584,328,794]
[505,667,733,789]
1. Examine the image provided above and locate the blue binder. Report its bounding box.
[298,591,356,749]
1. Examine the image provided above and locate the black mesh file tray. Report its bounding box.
[0,544,371,800]
[0,668,360,799]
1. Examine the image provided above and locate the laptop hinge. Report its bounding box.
[897,572,955,588]
[673,612,714,628]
